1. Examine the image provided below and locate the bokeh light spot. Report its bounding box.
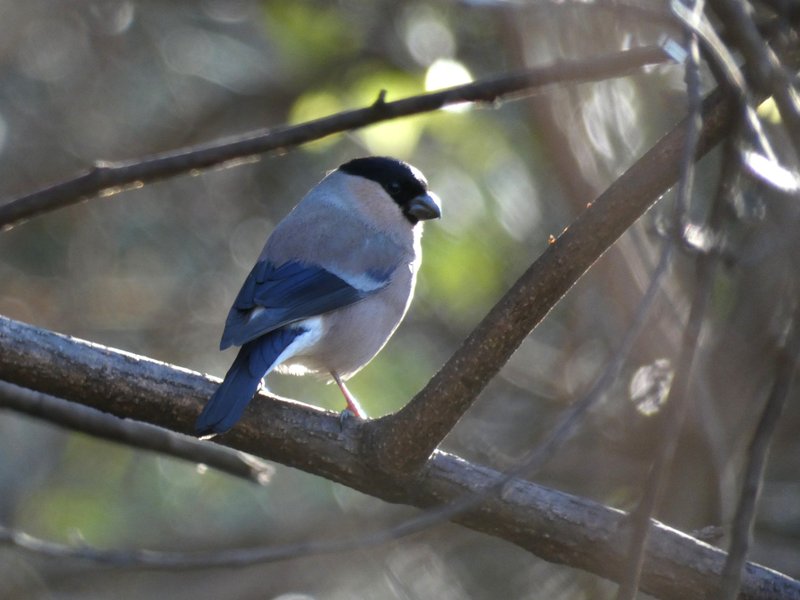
[425,59,473,112]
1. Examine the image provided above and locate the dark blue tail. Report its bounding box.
[195,328,303,437]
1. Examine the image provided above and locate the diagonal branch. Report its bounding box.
[364,86,735,475]
[0,45,668,230]
[618,13,708,597]
[720,301,800,599]
[0,315,797,600]
[708,0,800,157]
[0,381,273,485]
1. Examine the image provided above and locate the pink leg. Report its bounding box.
[331,371,367,419]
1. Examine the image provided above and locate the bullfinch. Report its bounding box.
[195,156,441,437]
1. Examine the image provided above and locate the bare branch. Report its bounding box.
[672,0,787,179]
[709,0,800,157]
[0,381,273,485]
[720,304,800,599]
[0,505,460,569]
[0,46,668,231]
[364,84,735,476]
[2,316,799,599]
[618,12,707,597]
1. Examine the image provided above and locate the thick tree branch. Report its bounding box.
[0,381,273,485]
[0,315,798,599]
[364,86,735,475]
[0,45,668,230]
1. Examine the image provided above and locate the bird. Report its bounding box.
[195,156,441,437]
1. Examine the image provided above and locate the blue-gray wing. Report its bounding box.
[219,260,389,350]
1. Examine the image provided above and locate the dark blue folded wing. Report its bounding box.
[220,260,388,350]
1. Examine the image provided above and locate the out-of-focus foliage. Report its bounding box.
[0,1,798,598]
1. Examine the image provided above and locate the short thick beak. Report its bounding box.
[406,192,442,222]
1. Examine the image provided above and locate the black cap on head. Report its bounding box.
[339,156,435,224]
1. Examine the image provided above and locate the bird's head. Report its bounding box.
[338,156,442,226]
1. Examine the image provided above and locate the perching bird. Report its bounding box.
[195,156,441,437]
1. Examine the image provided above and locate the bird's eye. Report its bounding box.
[387,182,402,196]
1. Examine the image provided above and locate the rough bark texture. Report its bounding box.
[1,315,798,600]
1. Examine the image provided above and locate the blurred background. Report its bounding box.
[0,1,798,598]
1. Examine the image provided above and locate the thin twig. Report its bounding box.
[673,0,780,165]
[617,233,715,600]
[0,45,669,231]
[709,0,800,157]
[0,380,273,485]
[513,241,675,481]
[719,303,800,599]
[617,13,707,597]
[0,506,457,570]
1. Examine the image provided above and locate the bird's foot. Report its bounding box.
[339,407,361,428]
[343,396,367,420]
[331,371,368,421]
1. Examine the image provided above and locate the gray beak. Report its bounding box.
[406,192,442,222]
